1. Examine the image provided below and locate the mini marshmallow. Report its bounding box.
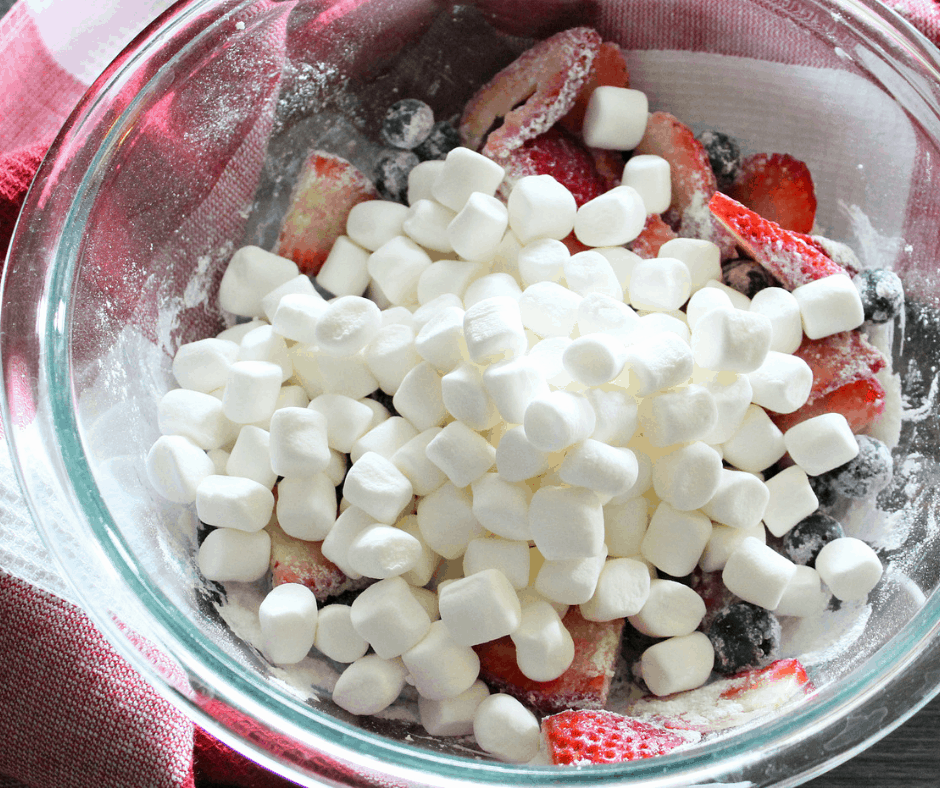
[438,568,522,646]
[563,250,623,300]
[393,361,447,432]
[517,238,569,285]
[464,273,523,308]
[324,448,348,487]
[360,398,391,431]
[287,343,326,399]
[402,199,456,253]
[403,620,481,701]
[494,426,551,482]
[347,523,422,579]
[641,503,712,577]
[699,373,753,445]
[621,331,694,396]
[415,306,469,372]
[408,159,445,205]
[471,473,533,541]
[196,475,274,532]
[691,308,773,373]
[197,527,271,582]
[314,604,369,663]
[398,515,440,587]
[316,236,371,297]
[534,550,607,605]
[558,440,638,497]
[276,474,337,540]
[447,192,509,262]
[463,537,530,590]
[774,565,828,617]
[367,235,433,306]
[721,404,787,473]
[226,426,276,488]
[350,576,431,658]
[518,281,582,338]
[784,413,860,476]
[416,482,485,559]
[640,632,714,697]
[261,275,320,323]
[222,360,283,424]
[158,388,234,451]
[617,447,653,500]
[251,384,309,432]
[585,388,638,447]
[482,356,550,425]
[463,297,528,363]
[793,274,865,339]
[577,293,640,337]
[621,154,671,215]
[314,296,382,357]
[315,352,379,400]
[700,522,766,573]
[441,362,501,431]
[747,351,813,414]
[686,288,733,329]
[722,536,797,610]
[473,693,540,764]
[307,394,374,454]
[815,537,883,601]
[582,86,649,150]
[629,257,691,312]
[419,680,490,736]
[238,324,291,382]
[346,200,409,251]
[603,498,649,558]
[510,600,575,681]
[580,558,651,621]
[763,466,819,537]
[529,485,605,560]
[425,421,496,488]
[635,311,691,343]
[364,323,419,395]
[700,468,770,530]
[562,334,628,386]
[350,417,418,464]
[749,287,803,354]
[343,451,414,524]
[704,279,752,310]
[507,174,577,243]
[321,505,378,580]
[173,338,239,393]
[413,293,464,327]
[332,654,408,716]
[659,238,721,293]
[523,391,596,452]
[432,147,506,211]
[638,384,718,447]
[218,246,299,317]
[629,578,706,637]
[392,428,448,496]
[574,186,647,248]
[268,406,331,477]
[207,448,230,476]
[258,583,318,665]
[417,260,484,304]
[651,442,722,511]
[596,246,641,290]
[146,435,215,504]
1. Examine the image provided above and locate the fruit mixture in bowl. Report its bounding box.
[146,22,907,766]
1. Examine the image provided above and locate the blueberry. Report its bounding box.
[853,268,904,323]
[808,473,839,510]
[414,121,461,161]
[828,435,893,498]
[375,149,420,203]
[698,130,742,188]
[707,602,781,675]
[380,99,435,150]
[782,511,845,567]
[721,258,779,298]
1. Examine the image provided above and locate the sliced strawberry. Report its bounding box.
[796,331,888,406]
[459,27,602,159]
[589,146,626,192]
[728,153,817,234]
[543,709,689,765]
[561,232,592,255]
[558,41,630,136]
[709,192,846,289]
[772,376,886,434]
[275,151,378,276]
[629,214,678,259]
[474,608,624,714]
[496,126,608,207]
[720,658,815,700]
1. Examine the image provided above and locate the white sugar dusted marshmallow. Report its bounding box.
[272,293,329,345]
[749,287,803,354]
[638,384,718,447]
[585,388,638,447]
[529,486,605,560]
[403,620,480,701]
[314,296,382,357]
[622,154,670,215]
[629,257,691,312]
[317,352,379,400]
[307,394,373,454]
[564,250,623,299]
[343,451,414,524]
[700,522,766,573]
[524,391,596,452]
[347,523,422,579]
[261,275,320,323]
[317,236,371,297]
[413,293,464,327]
[364,323,419,395]
[441,363,501,431]
[216,319,266,345]
[173,338,238,393]
[686,289,733,329]
[577,292,640,337]
[464,273,523,308]
[439,569,522,646]
[701,468,770,530]
[703,279,751,310]
[747,351,813,414]
[471,473,532,541]
[603,498,649,558]
[691,308,772,373]
[402,199,456,253]
[417,260,483,304]
[397,515,439,588]
[276,474,337,540]
[416,482,484,559]
[463,297,527,363]
[147,435,215,504]
[629,578,705,637]
[699,373,753,445]
[268,406,331,477]
[448,192,509,262]
[393,361,447,432]
[198,527,270,582]
[226,426,276,488]
[534,549,607,606]
[494,426,550,482]
[559,440,638,498]
[815,537,883,601]
[408,159,445,205]
[621,331,694,396]
[563,334,628,386]
[580,558,651,621]
[658,238,721,293]
[218,246,298,317]
[763,466,819,537]
[350,576,431,658]
[722,404,786,473]
[346,200,409,251]
[574,186,647,247]
[774,565,828,617]
[432,147,505,211]
[510,599,575,681]
[222,360,283,424]
[332,654,408,716]
[507,174,577,243]
[425,421,496,488]
[582,86,649,150]
[368,235,433,306]
[419,680,490,736]
[239,324,291,382]
[351,416,418,465]
[321,506,376,580]
[196,475,273,532]
[722,536,797,609]
[463,537,530,590]
[517,238,569,286]
[483,356,550,425]
[641,503,712,577]
[259,583,318,665]
[415,306,468,373]
[784,413,859,476]
[158,388,234,451]
[315,604,369,663]
[793,273,865,339]
[473,693,540,764]
[392,428,448,496]
[518,281,582,338]
[652,442,722,511]
[640,632,714,696]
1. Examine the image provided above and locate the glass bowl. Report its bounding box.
[5,0,940,785]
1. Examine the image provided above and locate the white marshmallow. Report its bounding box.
[463,537,530,590]
[317,351,380,400]
[425,421,496,488]
[408,159,445,205]
[261,275,321,323]
[146,435,215,504]
[703,279,752,310]
[494,426,551,482]
[367,235,433,306]
[473,694,540,764]
[463,297,528,364]
[173,338,239,393]
[700,468,770,530]
[350,576,431,658]
[306,394,373,454]
[793,273,865,339]
[640,632,714,696]
[258,583,318,665]
[699,373,753,445]
[196,475,274,532]
[510,600,575,681]
[343,451,414,524]
[347,523,422,579]
[393,361,447,432]
[763,466,819,537]
[158,388,234,451]
[774,565,828,617]
[482,356,550,425]
[518,282,582,338]
[316,236,371,297]
[415,306,469,372]
[324,448,348,486]
[722,536,797,609]
[222,360,283,424]
[441,363,501,431]
[392,428,448,496]
[321,505,377,579]
[252,383,309,432]
[314,296,382,358]
[559,441,638,497]
[562,334,628,386]
[507,174,577,243]
[815,537,883,601]
[396,515,439,588]
[691,308,773,373]
[529,486,605,560]
[784,413,860,476]
[629,257,691,312]
[577,293,640,337]
[239,324,292,382]
[363,323,419,395]
[448,192,509,262]
[564,250,623,300]
[747,351,813,414]
[535,549,607,606]
[216,319,267,345]
[314,604,369,663]
[416,482,485,559]
[621,331,694,396]
[350,416,418,465]
[722,404,787,473]
[629,578,705,637]
[660,238,721,293]
[641,503,712,577]
[686,288,734,329]
[198,527,270,582]
[700,522,766,573]
[276,474,337,540]
[438,569,522,646]
[622,154,670,215]
[463,273,523,308]
[403,620,481,701]
[402,199,456,253]
[749,287,803,354]
[268,406,331,477]
[635,311,690,343]
[432,147,505,211]
[652,442,722,511]
[417,260,483,305]
[523,391,596,452]
[419,680,490,736]
[207,448,230,476]
[218,246,299,317]
[517,238,569,286]
[617,448,653,501]
[346,200,409,251]
[585,388,638,447]
[638,384,718,447]
[226,426,276,488]
[580,558,651,622]
[582,86,649,149]
[470,473,532,542]
[603,498,649,558]
[287,343,326,399]
[413,293,464,327]
[574,186,646,247]
[332,654,408,716]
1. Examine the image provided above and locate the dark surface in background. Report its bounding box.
[1,0,938,784]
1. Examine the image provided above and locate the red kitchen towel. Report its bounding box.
[0,1,939,788]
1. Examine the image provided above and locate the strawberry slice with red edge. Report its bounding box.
[728,153,817,234]
[709,191,847,290]
[543,709,689,765]
[459,27,602,159]
[629,214,678,259]
[558,41,630,136]
[276,150,378,277]
[772,375,887,434]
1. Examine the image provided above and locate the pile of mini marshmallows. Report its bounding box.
[146,142,884,763]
